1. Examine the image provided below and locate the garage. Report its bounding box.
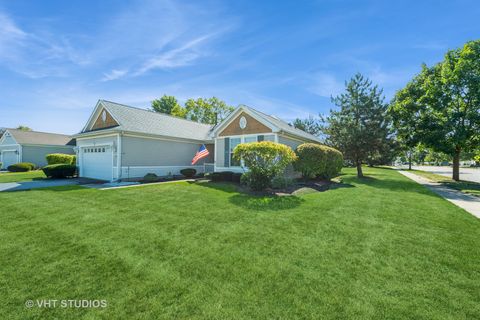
[1,150,19,169]
[80,146,113,181]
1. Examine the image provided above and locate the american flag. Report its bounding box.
[191,144,210,165]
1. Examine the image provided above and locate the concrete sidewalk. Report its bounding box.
[399,170,480,219]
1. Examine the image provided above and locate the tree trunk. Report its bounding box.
[356,159,364,178]
[408,152,412,170]
[452,147,461,181]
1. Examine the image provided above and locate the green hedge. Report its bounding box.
[42,164,77,178]
[46,153,76,165]
[180,168,197,178]
[7,162,36,172]
[294,143,343,180]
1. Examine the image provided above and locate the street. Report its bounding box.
[410,166,480,183]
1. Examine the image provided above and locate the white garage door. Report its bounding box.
[2,151,18,169]
[81,146,113,181]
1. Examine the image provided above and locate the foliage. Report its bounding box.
[233,141,297,190]
[210,172,223,182]
[290,115,322,136]
[151,95,234,125]
[16,125,32,131]
[151,95,185,117]
[232,172,243,183]
[184,97,234,125]
[46,153,76,165]
[219,171,234,182]
[293,143,343,179]
[180,168,197,178]
[321,73,391,177]
[271,175,294,189]
[7,162,36,172]
[42,164,77,178]
[389,40,480,180]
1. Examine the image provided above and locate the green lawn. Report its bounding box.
[0,170,46,183]
[412,169,480,197]
[0,167,478,319]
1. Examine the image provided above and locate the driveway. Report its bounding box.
[0,178,99,192]
[411,166,480,183]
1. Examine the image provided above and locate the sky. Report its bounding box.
[0,0,479,134]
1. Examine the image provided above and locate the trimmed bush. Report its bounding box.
[219,171,234,182]
[210,172,222,182]
[180,168,197,178]
[232,172,243,183]
[233,141,297,191]
[42,164,77,179]
[8,162,36,172]
[294,143,343,180]
[46,153,76,165]
[143,173,159,182]
[271,175,294,189]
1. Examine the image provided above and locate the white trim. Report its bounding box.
[277,132,310,144]
[0,130,18,145]
[211,106,279,136]
[0,144,20,147]
[274,133,279,143]
[20,143,75,148]
[75,132,119,140]
[18,145,22,163]
[81,100,121,133]
[116,133,122,181]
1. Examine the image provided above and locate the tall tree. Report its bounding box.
[388,71,426,170]
[184,97,234,125]
[290,115,322,136]
[16,125,32,131]
[391,40,480,180]
[151,95,183,115]
[322,73,390,177]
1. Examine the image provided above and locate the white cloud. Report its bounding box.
[134,34,212,75]
[101,69,128,81]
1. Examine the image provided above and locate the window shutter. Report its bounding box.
[258,135,264,142]
[224,138,230,167]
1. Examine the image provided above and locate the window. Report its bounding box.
[229,137,241,167]
[244,136,257,143]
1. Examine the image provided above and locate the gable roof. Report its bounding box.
[213,105,323,143]
[80,100,213,142]
[4,129,75,146]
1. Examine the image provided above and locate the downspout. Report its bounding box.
[117,132,123,181]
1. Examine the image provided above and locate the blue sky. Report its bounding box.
[1,0,479,134]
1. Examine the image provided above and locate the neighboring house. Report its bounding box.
[0,129,75,169]
[74,100,322,181]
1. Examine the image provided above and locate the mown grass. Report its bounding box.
[412,169,480,197]
[0,167,478,319]
[0,170,46,183]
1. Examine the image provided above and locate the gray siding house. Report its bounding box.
[0,129,75,169]
[74,100,322,181]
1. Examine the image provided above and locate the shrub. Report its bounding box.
[143,173,159,182]
[42,164,76,178]
[180,168,197,178]
[240,171,251,186]
[8,162,36,172]
[219,171,234,182]
[271,175,294,189]
[294,143,343,180]
[210,172,222,182]
[232,172,243,183]
[233,141,297,191]
[46,153,76,165]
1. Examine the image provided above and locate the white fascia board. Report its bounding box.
[211,106,278,136]
[81,100,104,133]
[0,129,17,145]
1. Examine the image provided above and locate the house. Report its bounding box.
[74,100,322,181]
[0,129,75,169]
